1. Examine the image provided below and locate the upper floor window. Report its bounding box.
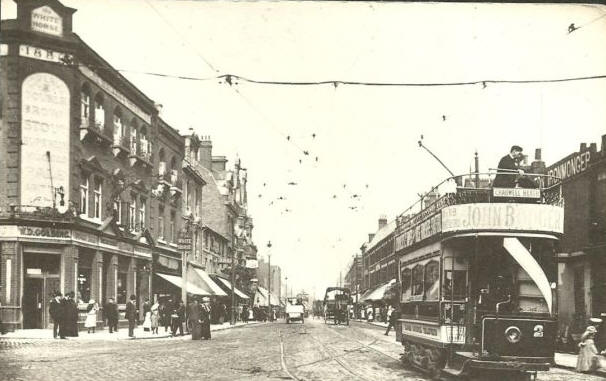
[81,86,90,127]
[94,94,105,130]
[170,211,176,242]
[80,175,89,216]
[412,264,424,298]
[129,197,136,231]
[139,197,146,230]
[113,200,122,225]
[158,205,165,240]
[93,178,102,220]
[113,110,124,142]
[130,122,138,153]
[424,260,440,301]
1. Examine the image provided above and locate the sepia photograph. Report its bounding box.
[1,0,606,380]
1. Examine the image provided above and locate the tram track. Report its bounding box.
[278,323,407,381]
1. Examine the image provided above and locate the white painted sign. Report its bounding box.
[31,6,63,36]
[493,188,540,199]
[0,44,8,56]
[19,44,73,64]
[21,73,70,208]
[78,66,151,124]
[441,203,564,234]
[245,259,258,269]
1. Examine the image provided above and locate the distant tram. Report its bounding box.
[395,171,563,380]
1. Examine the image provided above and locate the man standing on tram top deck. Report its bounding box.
[493,145,524,188]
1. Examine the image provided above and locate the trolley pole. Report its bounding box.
[267,241,272,319]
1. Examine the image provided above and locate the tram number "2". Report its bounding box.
[533,325,544,338]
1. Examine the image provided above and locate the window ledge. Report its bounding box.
[79,215,101,225]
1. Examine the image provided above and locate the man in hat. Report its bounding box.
[49,292,65,339]
[188,299,203,340]
[493,145,524,188]
[126,294,137,338]
[201,297,212,340]
[105,297,118,333]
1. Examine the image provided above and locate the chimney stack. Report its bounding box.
[580,143,587,151]
[199,135,212,170]
[602,134,606,156]
[378,215,387,230]
[530,148,545,174]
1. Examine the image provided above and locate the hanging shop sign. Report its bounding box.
[441,203,563,234]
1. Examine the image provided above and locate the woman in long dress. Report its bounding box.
[576,326,600,373]
[85,300,98,334]
[150,301,159,334]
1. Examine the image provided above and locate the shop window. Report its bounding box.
[80,174,89,216]
[81,86,90,127]
[94,94,105,130]
[139,197,146,230]
[424,260,440,301]
[401,267,412,301]
[117,272,127,304]
[443,270,467,300]
[94,178,102,220]
[412,264,424,298]
[77,268,92,303]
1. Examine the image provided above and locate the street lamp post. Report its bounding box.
[267,241,272,320]
[285,276,288,299]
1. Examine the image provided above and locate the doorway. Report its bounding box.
[23,278,43,329]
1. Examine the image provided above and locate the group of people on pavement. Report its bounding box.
[576,319,606,373]
[48,291,80,339]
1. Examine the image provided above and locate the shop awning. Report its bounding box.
[255,286,280,306]
[362,279,396,302]
[155,273,211,296]
[213,276,250,299]
[193,268,228,297]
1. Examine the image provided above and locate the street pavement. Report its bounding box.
[1,318,603,381]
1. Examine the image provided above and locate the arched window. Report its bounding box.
[113,108,123,145]
[93,93,105,130]
[424,260,440,301]
[401,267,412,302]
[130,119,138,153]
[170,156,178,184]
[80,84,91,127]
[158,148,166,176]
[140,126,148,155]
[412,264,424,298]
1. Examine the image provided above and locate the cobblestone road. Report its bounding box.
[0,319,602,381]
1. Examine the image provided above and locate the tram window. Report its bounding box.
[424,261,440,301]
[401,268,412,301]
[412,264,424,298]
[443,270,467,300]
[442,270,467,300]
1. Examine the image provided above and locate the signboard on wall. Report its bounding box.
[245,259,258,269]
[21,73,70,208]
[441,203,564,234]
[31,6,63,36]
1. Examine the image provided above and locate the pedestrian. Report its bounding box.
[64,292,79,337]
[160,299,172,333]
[142,298,151,332]
[171,300,185,336]
[576,326,602,373]
[85,299,98,334]
[150,299,159,334]
[249,306,254,322]
[385,306,400,336]
[49,292,65,339]
[126,294,137,338]
[242,305,249,323]
[201,297,212,340]
[366,306,374,322]
[189,299,203,340]
[105,297,118,333]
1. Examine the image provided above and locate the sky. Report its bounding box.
[3,0,606,299]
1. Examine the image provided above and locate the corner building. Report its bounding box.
[0,0,187,330]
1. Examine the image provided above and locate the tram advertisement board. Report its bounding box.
[441,203,563,234]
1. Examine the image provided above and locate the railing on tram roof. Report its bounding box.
[396,171,562,226]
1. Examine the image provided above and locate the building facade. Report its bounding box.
[550,137,606,330]
[0,0,257,330]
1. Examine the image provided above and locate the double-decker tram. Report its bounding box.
[395,171,563,380]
